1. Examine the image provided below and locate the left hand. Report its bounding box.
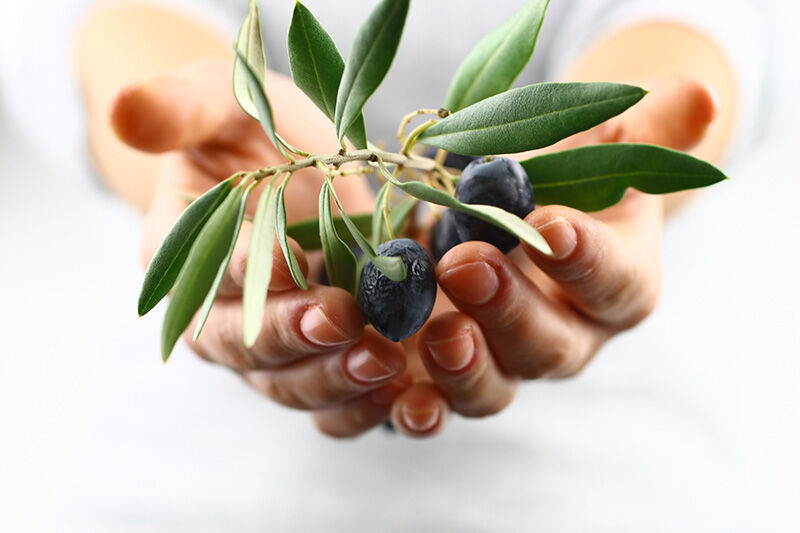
[312,77,716,438]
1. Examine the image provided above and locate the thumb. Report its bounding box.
[618,76,717,151]
[548,76,717,153]
[110,58,237,153]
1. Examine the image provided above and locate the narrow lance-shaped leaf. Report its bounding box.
[193,184,253,340]
[445,0,549,112]
[334,0,409,141]
[324,176,406,282]
[319,183,358,294]
[233,0,267,120]
[376,159,552,256]
[371,181,391,248]
[234,48,286,157]
[288,2,368,148]
[419,82,646,155]
[521,143,729,212]
[138,178,233,316]
[275,182,308,291]
[242,179,280,347]
[161,184,246,361]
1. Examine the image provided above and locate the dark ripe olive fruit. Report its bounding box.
[454,157,535,253]
[429,209,462,262]
[359,239,436,342]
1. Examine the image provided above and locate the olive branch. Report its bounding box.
[138,0,727,360]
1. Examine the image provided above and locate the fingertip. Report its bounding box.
[224,232,310,295]
[346,328,408,384]
[390,383,449,438]
[436,242,505,307]
[270,236,309,292]
[297,286,364,348]
[110,82,184,153]
[418,312,477,375]
[524,208,580,262]
[418,312,517,418]
[682,77,718,124]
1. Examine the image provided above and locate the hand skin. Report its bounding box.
[81,5,734,439]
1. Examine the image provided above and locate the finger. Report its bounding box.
[390,382,450,438]
[437,242,604,379]
[417,312,517,417]
[311,375,413,438]
[111,59,238,153]
[187,285,363,371]
[216,223,309,297]
[242,329,406,410]
[523,203,662,330]
[547,76,716,152]
[621,76,716,150]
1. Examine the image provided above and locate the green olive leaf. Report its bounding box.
[161,184,246,361]
[242,179,280,347]
[193,184,253,341]
[286,213,372,250]
[419,82,646,155]
[138,178,233,317]
[325,176,406,282]
[376,159,552,256]
[288,2,368,149]
[371,181,391,248]
[234,48,286,157]
[522,143,729,211]
[275,182,309,291]
[444,0,549,112]
[319,183,358,294]
[233,0,267,120]
[334,0,409,141]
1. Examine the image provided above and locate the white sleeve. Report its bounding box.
[542,0,771,161]
[0,0,239,184]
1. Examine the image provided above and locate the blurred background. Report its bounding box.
[1,0,798,531]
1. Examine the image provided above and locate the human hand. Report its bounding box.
[381,77,717,438]
[114,59,414,437]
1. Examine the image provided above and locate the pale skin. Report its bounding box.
[76,4,736,438]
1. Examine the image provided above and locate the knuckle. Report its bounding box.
[570,243,605,284]
[320,359,354,401]
[596,269,660,329]
[215,316,261,371]
[252,373,308,410]
[516,343,572,380]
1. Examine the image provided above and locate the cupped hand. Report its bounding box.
[117,60,715,440]
[115,59,411,438]
[384,77,717,438]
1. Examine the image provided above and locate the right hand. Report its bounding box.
[114,58,412,437]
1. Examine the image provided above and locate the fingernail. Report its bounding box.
[425,328,475,373]
[346,345,401,384]
[401,405,441,433]
[300,306,350,347]
[534,217,577,260]
[439,261,499,306]
[270,262,295,291]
